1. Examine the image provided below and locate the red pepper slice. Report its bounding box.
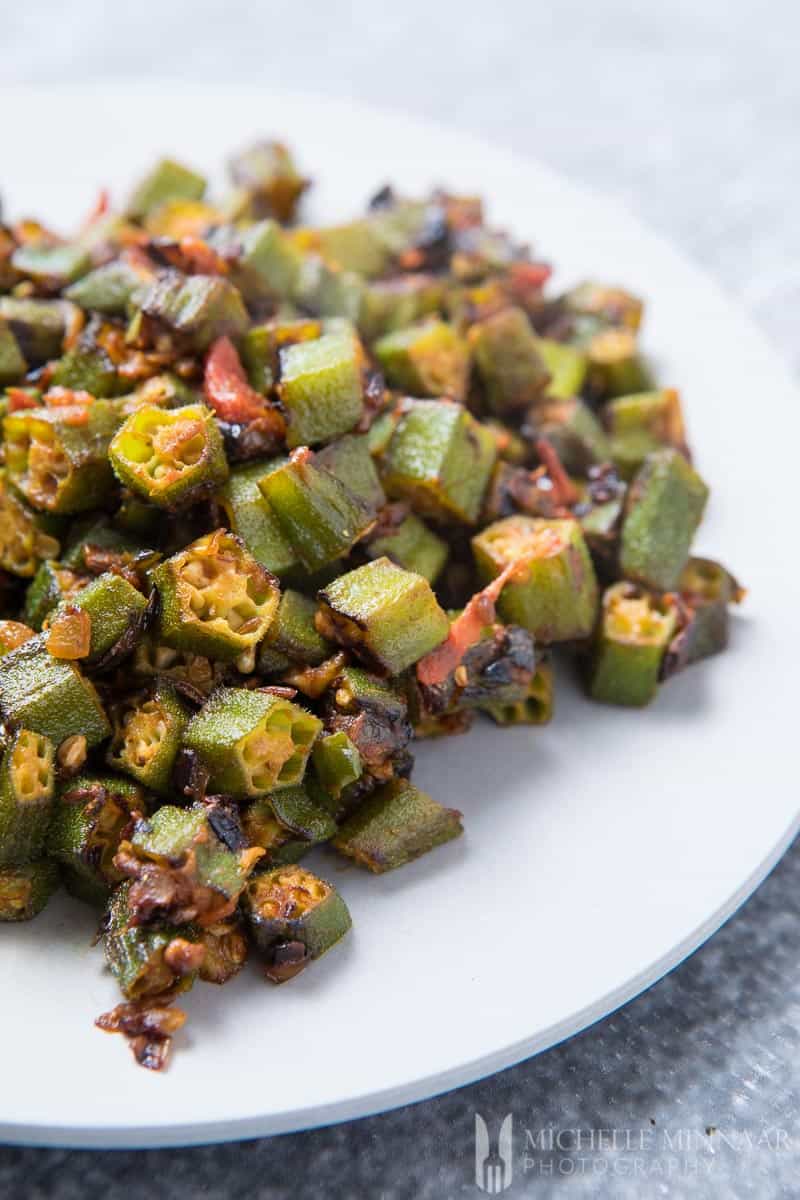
[204,336,272,425]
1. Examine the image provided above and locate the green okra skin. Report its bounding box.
[11,242,92,288]
[0,319,27,385]
[108,682,190,795]
[64,259,153,316]
[0,635,110,747]
[579,495,626,580]
[482,419,531,467]
[242,783,339,867]
[586,328,652,398]
[313,218,393,278]
[137,271,249,353]
[292,255,365,323]
[278,331,365,448]
[240,318,323,392]
[49,344,120,397]
[605,389,688,479]
[219,459,298,577]
[243,864,352,976]
[128,804,248,892]
[311,732,363,801]
[214,220,304,304]
[619,449,709,591]
[47,771,145,906]
[23,561,85,631]
[365,407,399,458]
[588,581,679,707]
[678,556,744,664]
[185,687,322,798]
[359,274,445,340]
[265,588,332,666]
[482,662,555,726]
[228,140,309,223]
[0,860,60,921]
[317,557,450,675]
[152,529,280,662]
[563,282,644,333]
[373,319,470,401]
[59,516,148,571]
[60,571,148,662]
[0,297,66,364]
[365,511,448,584]
[102,881,199,1001]
[0,473,61,578]
[0,728,56,866]
[109,403,229,509]
[316,434,386,516]
[468,306,550,413]
[333,778,463,873]
[381,399,497,525]
[534,398,611,475]
[126,158,207,220]
[473,516,599,642]
[534,337,588,400]
[4,400,122,514]
[258,453,374,573]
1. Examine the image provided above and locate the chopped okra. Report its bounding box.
[0,140,741,1070]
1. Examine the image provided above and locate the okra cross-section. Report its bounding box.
[373,318,470,401]
[243,865,351,982]
[109,403,228,508]
[0,473,60,578]
[152,530,279,662]
[472,516,598,642]
[0,729,55,866]
[317,557,450,675]
[0,634,110,747]
[619,448,709,591]
[109,682,190,795]
[0,860,60,922]
[185,687,322,798]
[333,778,463,873]
[4,401,121,514]
[588,581,679,707]
[381,399,497,524]
[277,331,365,448]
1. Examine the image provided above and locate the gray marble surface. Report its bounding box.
[2,2,799,1195]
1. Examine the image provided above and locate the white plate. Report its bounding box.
[1,86,798,1149]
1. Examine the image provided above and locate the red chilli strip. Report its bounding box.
[535,438,581,508]
[203,336,270,424]
[6,388,39,412]
[416,560,526,687]
[82,187,110,229]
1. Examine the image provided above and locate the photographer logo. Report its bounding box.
[475,1113,513,1193]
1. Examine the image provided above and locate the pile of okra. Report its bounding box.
[0,141,741,1068]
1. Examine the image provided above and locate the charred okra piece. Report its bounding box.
[265,589,332,666]
[198,915,249,985]
[588,582,679,707]
[0,635,110,747]
[482,662,555,726]
[381,399,497,524]
[374,319,470,401]
[228,140,309,223]
[138,271,249,353]
[316,433,386,516]
[64,258,153,316]
[47,772,144,905]
[0,860,59,921]
[0,319,27,384]
[468,306,549,413]
[619,449,709,591]
[311,731,363,803]
[323,666,412,807]
[0,297,67,363]
[0,473,60,577]
[317,557,449,675]
[365,511,448,584]
[185,687,322,798]
[472,516,598,642]
[23,561,85,631]
[219,460,298,577]
[244,785,337,865]
[333,778,462,873]
[243,865,351,982]
[563,282,643,332]
[534,398,610,475]
[126,158,207,220]
[535,337,588,399]
[4,400,121,514]
[0,729,55,865]
[678,557,744,664]
[606,389,687,478]
[586,328,651,398]
[278,331,365,447]
[152,530,279,661]
[58,571,148,663]
[102,882,202,1000]
[258,452,374,573]
[108,683,190,795]
[109,404,228,508]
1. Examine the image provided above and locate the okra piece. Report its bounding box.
[185,687,322,797]
[313,218,393,278]
[152,530,279,661]
[605,389,687,479]
[258,452,374,573]
[317,557,449,675]
[219,459,298,578]
[293,255,365,323]
[228,140,309,223]
[374,319,470,401]
[102,881,200,1000]
[535,337,588,399]
[333,778,462,873]
[323,666,412,807]
[678,557,744,664]
[138,271,249,353]
[23,561,85,631]
[199,915,249,985]
[244,784,337,865]
[266,589,332,666]
[317,434,386,516]
[534,398,610,475]
[365,511,448,584]
[59,516,148,571]
[126,158,207,220]
[11,242,91,288]
[468,306,549,413]
[0,297,66,363]
[243,865,351,982]
[0,473,60,577]
[381,399,497,524]
[0,634,110,747]
[216,219,304,304]
[482,661,554,726]
[59,571,148,663]
[109,403,228,508]
[311,731,363,802]
[47,771,145,906]
[473,516,598,642]
[4,400,121,514]
[64,259,152,316]
[619,449,709,591]
[588,582,679,707]
[359,274,444,340]
[586,328,651,398]
[0,729,55,865]
[0,319,27,385]
[0,860,59,921]
[278,331,365,447]
[108,682,190,795]
[49,343,119,397]
[564,281,643,332]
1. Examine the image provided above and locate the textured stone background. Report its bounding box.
[2,1,799,1195]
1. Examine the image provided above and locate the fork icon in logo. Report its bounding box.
[475,1113,513,1193]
